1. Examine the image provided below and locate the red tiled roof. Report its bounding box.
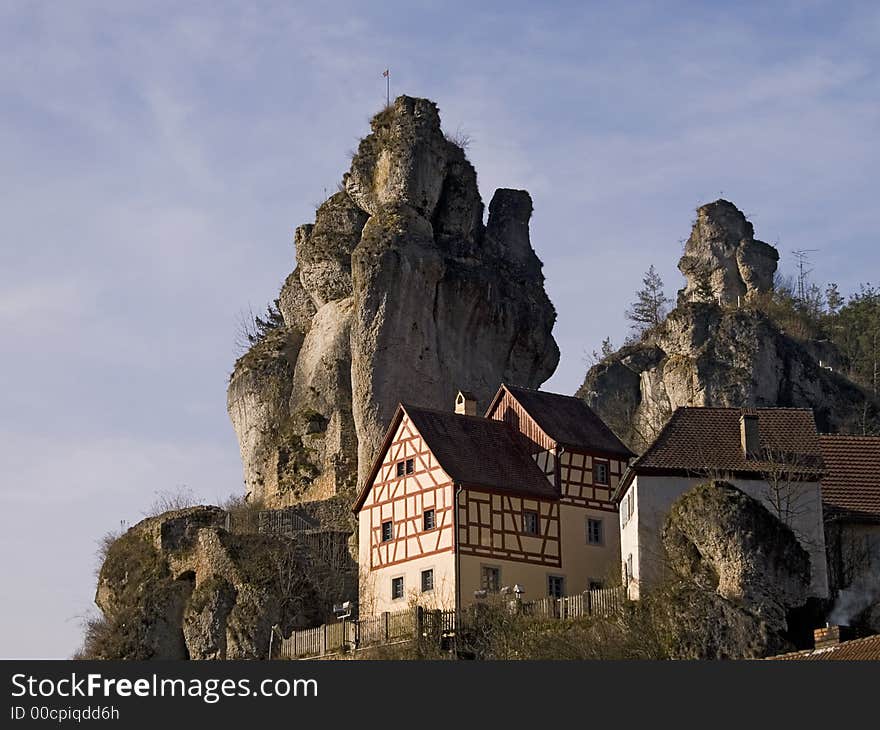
[819,435,880,521]
[500,384,634,457]
[403,405,558,499]
[628,407,823,478]
[767,634,880,660]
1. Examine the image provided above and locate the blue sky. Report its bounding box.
[1,1,878,658]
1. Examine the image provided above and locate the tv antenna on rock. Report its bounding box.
[791,248,818,302]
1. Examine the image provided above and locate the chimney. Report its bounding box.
[813,624,857,649]
[455,390,477,416]
[740,412,760,459]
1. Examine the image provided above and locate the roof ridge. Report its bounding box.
[503,383,583,401]
[400,402,502,423]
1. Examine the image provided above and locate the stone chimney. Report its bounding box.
[814,624,857,649]
[455,390,477,416]
[740,412,760,459]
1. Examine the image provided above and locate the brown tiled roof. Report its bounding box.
[819,435,880,521]
[629,407,824,478]
[403,405,558,499]
[501,384,634,457]
[767,634,880,660]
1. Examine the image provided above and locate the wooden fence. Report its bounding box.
[276,586,625,659]
[524,586,624,620]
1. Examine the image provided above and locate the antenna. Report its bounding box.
[791,248,818,302]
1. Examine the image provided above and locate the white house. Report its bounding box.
[615,407,829,600]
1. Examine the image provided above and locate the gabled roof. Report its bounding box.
[353,403,558,511]
[621,407,824,492]
[767,634,880,661]
[489,384,634,458]
[819,434,880,522]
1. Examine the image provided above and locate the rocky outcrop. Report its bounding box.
[579,201,878,451]
[229,96,559,505]
[677,199,778,306]
[90,507,356,660]
[611,481,813,659]
[663,481,811,633]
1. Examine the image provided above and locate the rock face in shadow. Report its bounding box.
[578,201,877,452]
[228,95,559,506]
[90,507,356,660]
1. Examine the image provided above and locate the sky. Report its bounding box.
[1,1,878,658]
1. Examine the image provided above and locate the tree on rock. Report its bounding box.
[626,265,670,335]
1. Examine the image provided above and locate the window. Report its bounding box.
[391,576,404,600]
[421,569,434,592]
[522,510,539,535]
[396,461,405,477]
[381,520,393,542]
[480,566,500,592]
[624,554,633,585]
[621,489,635,527]
[405,458,414,474]
[587,518,603,545]
[423,509,436,531]
[548,575,565,598]
[589,580,604,591]
[593,460,609,485]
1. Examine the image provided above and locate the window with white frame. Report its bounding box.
[391,576,404,600]
[421,569,434,592]
[586,518,603,545]
[548,575,565,598]
[522,510,539,535]
[423,509,435,531]
[593,459,609,485]
[381,520,393,542]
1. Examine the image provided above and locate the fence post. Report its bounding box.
[321,624,327,656]
[415,606,424,642]
[383,611,390,643]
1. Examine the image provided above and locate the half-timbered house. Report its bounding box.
[353,384,634,616]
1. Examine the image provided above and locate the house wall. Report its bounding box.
[457,488,560,566]
[825,520,880,619]
[357,414,456,615]
[459,554,569,606]
[559,503,621,591]
[621,475,829,600]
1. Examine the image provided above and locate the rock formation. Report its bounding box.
[677,199,779,306]
[229,96,559,507]
[88,507,355,659]
[663,481,811,634]
[579,200,878,451]
[611,481,813,659]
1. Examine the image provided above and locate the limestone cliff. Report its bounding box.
[579,200,878,451]
[229,96,559,506]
